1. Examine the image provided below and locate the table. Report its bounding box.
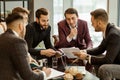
[51,66,99,80]
[83,71,99,80]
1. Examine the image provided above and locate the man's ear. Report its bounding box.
[18,23,23,32]
[98,20,102,25]
[36,18,39,23]
[100,20,104,26]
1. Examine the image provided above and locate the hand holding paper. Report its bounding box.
[55,51,63,58]
[73,50,88,60]
[42,67,51,77]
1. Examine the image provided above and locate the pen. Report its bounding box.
[72,58,79,64]
[67,58,79,70]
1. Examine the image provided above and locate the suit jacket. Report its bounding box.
[87,23,120,65]
[25,22,55,58]
[55,19,93,49]
[0,29,44,80]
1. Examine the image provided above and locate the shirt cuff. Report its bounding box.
[41,71,47,80]
[88,55,91,64]
[67,36,72,42]
[83,50,91,64]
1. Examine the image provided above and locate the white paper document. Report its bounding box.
[77,66,86,74]
[47,68,65,79]
[59,47,80,58]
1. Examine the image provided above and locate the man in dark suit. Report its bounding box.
[12,7,39,68]
[0,13,51,80]
[73,9,120,76]
[25,8,56,66]
[55,8,93,49]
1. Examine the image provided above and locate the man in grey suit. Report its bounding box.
[73,9,120,76]
[0,13,51,80]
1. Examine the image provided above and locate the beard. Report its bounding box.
[95,25,101,32]
[38,21,48,30]
[42,25,48,30]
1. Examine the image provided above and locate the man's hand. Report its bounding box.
[42,67,51,77]
[41,49,56,57]
[33,69,41,73]
[55,51,62,58]
[73,50,88,60]
[68,28,77,39]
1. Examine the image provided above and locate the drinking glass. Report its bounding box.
[42,58,48,67]
[52,57,58,69]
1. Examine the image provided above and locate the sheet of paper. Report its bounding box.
[77,66,86,74]
[60,47,80,58]
[47,68,65,79]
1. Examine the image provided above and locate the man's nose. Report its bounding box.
[45,21,48,25]
[69,19,74,24]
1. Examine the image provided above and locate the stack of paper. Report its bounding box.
[47,68,65,79]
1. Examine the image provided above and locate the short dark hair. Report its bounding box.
[90,9,108,23]
[35,8,48,19]
[6,13,23,25]
[64,8,78,17]
[12,7,29,15]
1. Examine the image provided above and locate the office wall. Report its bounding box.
[1,0,118,30]
[109,0,118,26]
[0,1,28,19]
